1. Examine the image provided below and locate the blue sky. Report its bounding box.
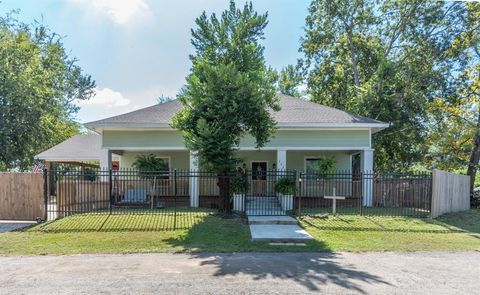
[1,0,310,123]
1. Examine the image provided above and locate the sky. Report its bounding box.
[1,0,310,123]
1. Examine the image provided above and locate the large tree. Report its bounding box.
[277,64,303,97]
[172,1,279,213]
[0,12,95,170]
[427,2,480,191]
[299,0,474,171]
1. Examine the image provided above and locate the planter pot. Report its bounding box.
[278,194,293,211]
[233,193,245,212]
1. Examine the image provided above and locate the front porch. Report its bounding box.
[97,148,375,211]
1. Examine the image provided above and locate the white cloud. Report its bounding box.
[80,87,130,107]
[70,0,150,24]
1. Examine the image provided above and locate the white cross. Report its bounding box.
[324,188,346,215]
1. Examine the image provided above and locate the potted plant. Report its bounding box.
[274,177,296,211]
[230,173,247,212]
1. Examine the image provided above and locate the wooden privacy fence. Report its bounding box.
[56,180,110,217]
[431,169,470,218]
[0,173,44,220]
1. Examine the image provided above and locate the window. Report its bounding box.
[305,157,335,174]
[305,158,322,173]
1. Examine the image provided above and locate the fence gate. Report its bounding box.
[241,170,297,216]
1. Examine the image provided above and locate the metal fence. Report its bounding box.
[297,171,432,218]
[43,169,433,223]
[44,169,221,222]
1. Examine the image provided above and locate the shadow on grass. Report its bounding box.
[26,209,218,233]
[300,207,430,218]
[299,215,465,234]
[435,209,480,234]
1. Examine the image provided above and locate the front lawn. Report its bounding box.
[0,209,479,255]
[299,210,480,252]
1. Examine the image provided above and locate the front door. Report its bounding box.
[251,161,267,195]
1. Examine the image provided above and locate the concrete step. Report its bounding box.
[246,210,287,216]
[246,200,280,204]
[249,224,313,242]
[247,216,298,225]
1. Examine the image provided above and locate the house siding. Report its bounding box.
[103,129,370,149]
[240,130,370,148]
[103,130,185,149]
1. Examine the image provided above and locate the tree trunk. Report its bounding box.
[467,111,480,194]
[218,171,232,215]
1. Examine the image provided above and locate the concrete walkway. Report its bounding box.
[1,252,479,294]
[248,215,313,242]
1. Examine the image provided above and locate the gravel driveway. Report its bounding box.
[0,252,479,294]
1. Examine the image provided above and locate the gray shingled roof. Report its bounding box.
[36,135,104,161]
[85,94,387,131]
[272,94,384,125]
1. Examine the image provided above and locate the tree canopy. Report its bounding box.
[299,0,478,172]
[277,64,303,97]
[0,12,95,170]
[172,1,278,172]
[172,1,278,212]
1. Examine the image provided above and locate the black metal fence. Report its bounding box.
[44,169,433,223]
[297,171,432,218]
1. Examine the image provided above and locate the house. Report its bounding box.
[38,94,389,208]
[84,94,388,172]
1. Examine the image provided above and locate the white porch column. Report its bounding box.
[100,148,112,170]
[276,148,287,170]
[100,148,112,181]
[189,151,199,207]
[361,149,374,206]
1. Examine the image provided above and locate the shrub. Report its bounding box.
[83,168,97,181]
[274,177,296,195]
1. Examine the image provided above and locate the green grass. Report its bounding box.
[34,208,216,232]
[0,209,479,256]
[298,210,480,252]
[299,206,430,218]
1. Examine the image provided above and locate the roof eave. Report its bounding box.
[85,122,391,133]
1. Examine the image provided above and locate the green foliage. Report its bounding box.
[172,1,279,173]
[229,173,247,194]
[425,3,480,191]
[0,12,95,170]
[299,0,477,171]
[274,177,296,195]
[132,154,169,178]
[83,168,97,182]
[306,157,336,174]
[278,64,303,97]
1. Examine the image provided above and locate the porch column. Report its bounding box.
[361,149,374,206]
[100,148,112,181]
[189,151,199,207]
[276,148,287,170]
